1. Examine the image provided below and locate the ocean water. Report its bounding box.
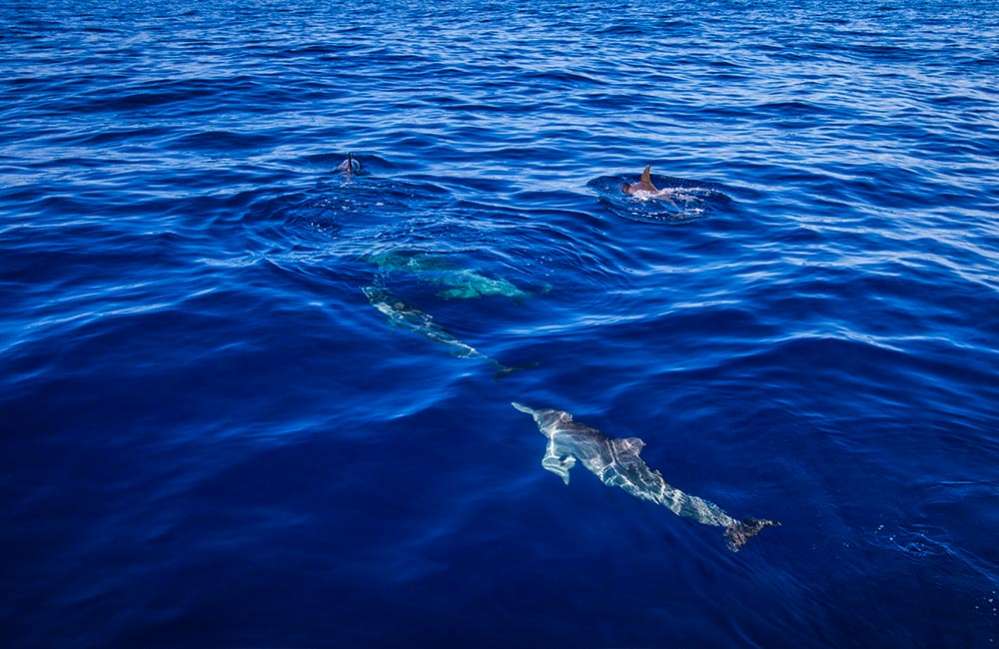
[2,0,998,646]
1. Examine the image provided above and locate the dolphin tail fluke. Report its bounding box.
[724,518,780,552]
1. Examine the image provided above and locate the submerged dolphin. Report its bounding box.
[368,250,528,300]
[336,153,361,177]
[364,284,512,373]
[512,402,779,551]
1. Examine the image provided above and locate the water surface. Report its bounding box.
[2,1,998,647]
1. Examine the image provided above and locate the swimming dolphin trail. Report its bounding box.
[344,155,778,551]
[362,283,514,374]
[511,402,780,551]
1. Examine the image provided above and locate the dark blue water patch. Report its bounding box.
[245,174,453,230]
[169,129,268,151]
[245,191,344,245]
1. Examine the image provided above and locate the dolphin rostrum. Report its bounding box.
[364,284,513,373]
[512,402,779,551]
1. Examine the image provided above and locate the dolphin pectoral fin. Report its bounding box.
[542,439,575,485]
[560,456,576,484]
[542,454,576,485]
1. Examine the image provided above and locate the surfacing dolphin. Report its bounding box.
[336,153,361,177]
[364,284,513,373]
[623,164,693,208]
[623,165,658,195]
[512,402,779,551]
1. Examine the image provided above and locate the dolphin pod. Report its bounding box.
[341,154,779,551]
[511,402,779,551]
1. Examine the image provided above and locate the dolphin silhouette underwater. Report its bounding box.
[336,153,361,176]
[512,402,779,551]
[367,250,528,300]
[363,284,514,373]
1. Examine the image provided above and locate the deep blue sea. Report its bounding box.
[2,1,998,647]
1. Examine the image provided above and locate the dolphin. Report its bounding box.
[368,250,528,300]
[364,284,513,373]
[623,165,658,195]
[336,153,361,177]
[511,402,779,551]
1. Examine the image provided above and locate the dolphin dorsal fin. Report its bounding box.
[641,165,652,184]
[611,437,646,457]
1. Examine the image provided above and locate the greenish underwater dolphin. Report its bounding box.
[512,402,779,551]
[368,250,527,300]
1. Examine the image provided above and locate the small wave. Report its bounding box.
[597,23,650,36]
[522,69,607,86]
